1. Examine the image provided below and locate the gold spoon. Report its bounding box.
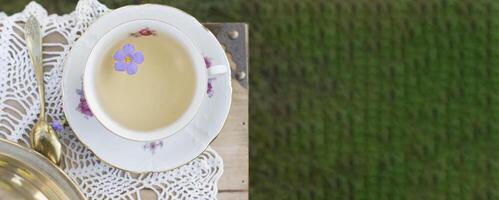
[25,15,61,165]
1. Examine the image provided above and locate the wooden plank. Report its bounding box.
[211,23,249,199]
[140,23,249,199]
[218,191,248,200]
[139,78,248,200]
[213,78,249,198]
[43,22,248,200]
[140,190,157,199]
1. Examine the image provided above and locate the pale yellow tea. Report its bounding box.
[95,30,196,132]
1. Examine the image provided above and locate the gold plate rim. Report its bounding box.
[0,138,86,199]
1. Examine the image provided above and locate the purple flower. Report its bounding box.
[143,141,164,155]
[131,28,157,37]
[207,80,215,97]
[204,56,215,97]
[51,120,64,132]
[78,96,93,117]
[76,88,93,118]
[204,56,212,68]
[113,44,144,75]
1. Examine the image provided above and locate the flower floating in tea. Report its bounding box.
[113,44,144,75]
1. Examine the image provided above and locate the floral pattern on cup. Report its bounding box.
[113,44,144,75]
[143,141,164,155]
[76,88,93,118]
[204,56,216,98]
[130,28,156,37]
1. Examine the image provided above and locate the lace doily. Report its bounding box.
[0,1,223,199]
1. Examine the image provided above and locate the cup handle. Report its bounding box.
[207,65,227,77]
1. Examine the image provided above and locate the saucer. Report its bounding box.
[62,4,231,172]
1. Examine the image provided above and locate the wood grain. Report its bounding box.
[140,78,248,200]
[140,78,248,199]
[218,191,248,200]
[213,78,248,199]
[203,23,249,200]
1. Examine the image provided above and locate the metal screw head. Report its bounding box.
[236,71,246,80]
[228,30,239,40]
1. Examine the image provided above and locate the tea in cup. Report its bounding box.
[84,19,227,141]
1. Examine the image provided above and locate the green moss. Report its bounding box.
[4,0,499,199]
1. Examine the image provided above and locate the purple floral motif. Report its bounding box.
[204,56,216,98]
[204,56,212,69]
[143,141,164,155]
[113,44,144,75]
[51,120,64,132]
[207,80,214,97]
[76,88,93,118]
[130,28,156,37]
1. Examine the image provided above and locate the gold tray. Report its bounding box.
[0,138,84,200]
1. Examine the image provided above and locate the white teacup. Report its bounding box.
[84,19,227,141]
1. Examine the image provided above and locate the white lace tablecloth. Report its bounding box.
[0,0,223,199]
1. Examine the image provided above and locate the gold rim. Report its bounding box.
[0,138,86,199]
[61,4,232,173]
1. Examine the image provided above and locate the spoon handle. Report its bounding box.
[25,16,45,119]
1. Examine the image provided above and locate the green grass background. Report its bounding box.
[2,0,499,199]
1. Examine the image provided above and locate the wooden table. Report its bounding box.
[142,23,249,200]
[20,22,247,200]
